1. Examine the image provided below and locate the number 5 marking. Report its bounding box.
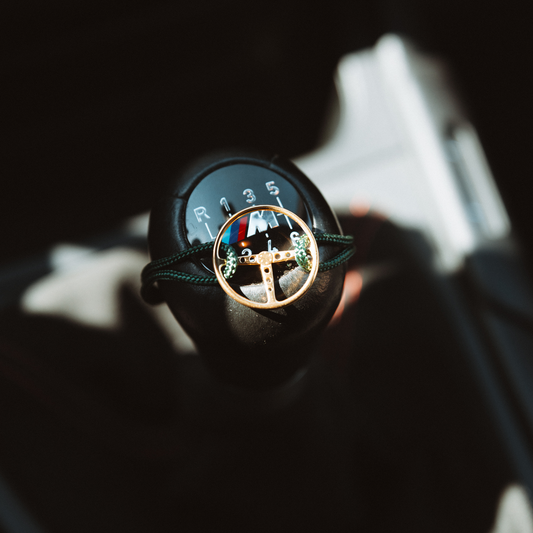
[265,181,279,196]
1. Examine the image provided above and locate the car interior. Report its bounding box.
[2,1,533,532]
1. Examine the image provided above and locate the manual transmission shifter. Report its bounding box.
[143,151,352,389]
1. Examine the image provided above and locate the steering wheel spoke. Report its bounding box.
[213,206,319,309]
[271,250,296,263]
[237,254,259,265]
[259,260,277,304]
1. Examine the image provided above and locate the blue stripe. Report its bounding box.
[229,220,240,244]
[221,227,231,244]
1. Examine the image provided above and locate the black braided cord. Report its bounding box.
[141,233,354,304]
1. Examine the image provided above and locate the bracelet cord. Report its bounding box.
[141,233,355,304]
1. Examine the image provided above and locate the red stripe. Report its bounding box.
[237,216,248,241]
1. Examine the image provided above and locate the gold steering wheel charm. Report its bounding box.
[213,205,319,309]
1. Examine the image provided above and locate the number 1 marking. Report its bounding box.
[220,197,232,217]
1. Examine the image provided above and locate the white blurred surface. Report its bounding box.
[296,34,510,272]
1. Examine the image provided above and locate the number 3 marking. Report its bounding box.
[243,189,256,204]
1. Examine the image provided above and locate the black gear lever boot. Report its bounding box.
[143,151,351,389]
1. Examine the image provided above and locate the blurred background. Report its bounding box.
[2,0,532,265]
[2,2,533,531]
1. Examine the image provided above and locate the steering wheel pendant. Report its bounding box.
[213,206,319,309]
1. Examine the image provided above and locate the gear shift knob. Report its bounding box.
[143,151,351,389]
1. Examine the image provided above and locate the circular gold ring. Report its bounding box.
[213,205,319,309]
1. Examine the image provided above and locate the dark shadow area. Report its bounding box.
[321,215,515,531]
[0,214,519,532]
[2,0,532,267]
[1,1,532,530]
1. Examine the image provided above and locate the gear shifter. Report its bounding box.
[143,151,352,389]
